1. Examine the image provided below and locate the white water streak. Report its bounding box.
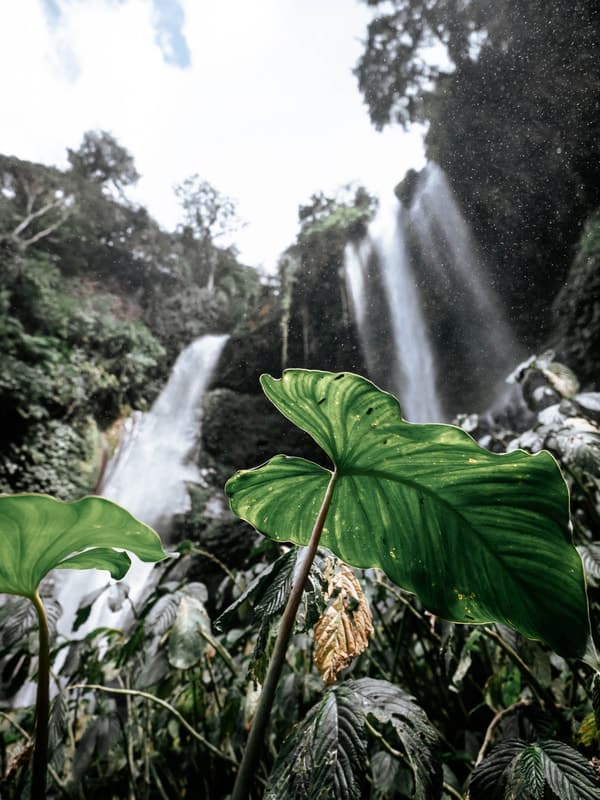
[345,196,442,422]
[54,333,228,638]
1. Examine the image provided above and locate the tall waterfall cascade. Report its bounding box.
[345,163,522,420]
[54,333,229,638]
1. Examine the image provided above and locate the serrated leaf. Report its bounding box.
[266,684,368,800]
[514,744,545,800]
[352,678,442,800]
[0,494,168,599]
[548,418,600,477]
[314,560,373,684]
[0,597,36,648]
[469,739,527,800]
[168,595,212,670]
[216,548,325,682]
[266,677,440,800]
[471,739,600,800]
[226,370,589,658]
[537,740,600,799]
[255,550,299,620]
[216,549,298,631]
[145,591,181,637]
[578,545,600,586]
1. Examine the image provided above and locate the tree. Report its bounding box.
[354,0,499,130]
[67,130,140,196]
[174,176,240,292]
[0,156,73,252]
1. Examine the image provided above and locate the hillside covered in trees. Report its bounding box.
[0,131,263,499]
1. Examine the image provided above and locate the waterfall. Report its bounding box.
[345,193,442,422]
[54,333,229,638]
[345,164,522,419]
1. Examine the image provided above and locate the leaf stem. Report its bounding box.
[443,782,465,800]
[67,684,237,766]
[482,627,557,710]
[475,699,529,765]
[31,591,50,800]
[231,469,338,800]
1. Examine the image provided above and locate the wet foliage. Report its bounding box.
[0,358,599,798]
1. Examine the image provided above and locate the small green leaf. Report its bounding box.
[226,370,589,658]
[515,744,545,800]
[0,494,168,599]
[55,548,131,580]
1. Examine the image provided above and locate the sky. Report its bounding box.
[0,0,426,271]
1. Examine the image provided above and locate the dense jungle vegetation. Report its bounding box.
[1,1,600,798]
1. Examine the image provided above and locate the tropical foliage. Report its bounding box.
[1,357,599,798]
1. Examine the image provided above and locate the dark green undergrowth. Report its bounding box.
[0,357,599,799]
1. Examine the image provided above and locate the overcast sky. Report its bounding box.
[0,0,426,271]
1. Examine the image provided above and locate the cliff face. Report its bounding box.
[552,211,600,389]
[205,199,371,471]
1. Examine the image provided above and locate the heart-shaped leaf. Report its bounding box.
[0,493,168,599]
[226,370,589,658]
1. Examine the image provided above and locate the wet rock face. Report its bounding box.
[201,388,325,473]
[212,314,284,395]
[552,212,600,389]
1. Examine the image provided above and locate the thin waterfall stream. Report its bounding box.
[345,191,442,422]
[345,164,523,420]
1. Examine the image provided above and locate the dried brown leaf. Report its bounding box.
[313,560,373,685]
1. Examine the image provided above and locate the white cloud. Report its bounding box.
[0,0,425,271]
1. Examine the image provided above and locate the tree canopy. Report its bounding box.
[356,0,600,342]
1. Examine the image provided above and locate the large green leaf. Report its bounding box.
[0,493,168,598]
[226,370,589,658]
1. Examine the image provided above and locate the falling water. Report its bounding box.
[54,333,229,637]
[345,163,522,419]
[345,194,442,422]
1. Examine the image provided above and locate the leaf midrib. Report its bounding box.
[338,466,559,611]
